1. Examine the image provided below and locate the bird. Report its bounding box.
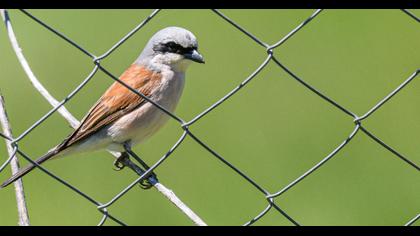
[1,26,204,189]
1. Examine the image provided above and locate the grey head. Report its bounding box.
[136,26,204,71]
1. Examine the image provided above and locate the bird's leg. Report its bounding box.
[123,143,158,189]
[113,152,129,171]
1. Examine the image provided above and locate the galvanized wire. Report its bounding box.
[0,9,419,226]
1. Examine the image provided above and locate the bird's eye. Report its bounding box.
[166,41,188,54]
[165,42,177,49]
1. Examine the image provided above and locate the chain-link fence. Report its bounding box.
[0,9,419,226]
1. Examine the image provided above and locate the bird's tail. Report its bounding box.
[0,148,60,188]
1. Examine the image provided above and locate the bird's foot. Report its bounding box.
[139,179,153,189]
[139,172,158,189]
[121,143,159,189]
[113,152,129,171]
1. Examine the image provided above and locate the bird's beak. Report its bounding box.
[184,49,205,64]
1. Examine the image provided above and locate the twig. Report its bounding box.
[2,9,206,226]
[1,9,79,128]
[0,94,30,226]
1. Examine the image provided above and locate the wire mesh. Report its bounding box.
[0,9,419,226]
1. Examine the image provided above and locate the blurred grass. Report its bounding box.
[0,9,419,226]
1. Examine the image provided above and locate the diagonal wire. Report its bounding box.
[0,145,18,173]
[405,213,420,226]
[96,9,161,60]
[212,9,268,48]
[271,56,357,118]
[360,126,419,170]
[267,124,361,199]
[269,199,300,226]
[15,148,126,226]
[355,69,420,123]
[402,9,420,23]
[185,129,299,225]
[19,9,96,59]
[11,66,99,143]
[243,203,272,226]
[268,9,323,50]
[185,53,273,126]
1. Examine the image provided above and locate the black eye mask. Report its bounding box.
[154,41,196,55]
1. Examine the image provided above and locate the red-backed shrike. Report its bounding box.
[1,26,204,188]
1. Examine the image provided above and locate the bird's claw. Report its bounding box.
[113,153,128,171]
[113,160,125,171]
[139,173,158,189]
[139,179,153,189]
[113,149,157,189]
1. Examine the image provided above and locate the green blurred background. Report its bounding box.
[0,9,419,226]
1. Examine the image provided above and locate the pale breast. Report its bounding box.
[107,71,185,147]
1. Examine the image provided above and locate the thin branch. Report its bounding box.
[1,9,79,129]
[0,94,30,226]
[2,9,206,226]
